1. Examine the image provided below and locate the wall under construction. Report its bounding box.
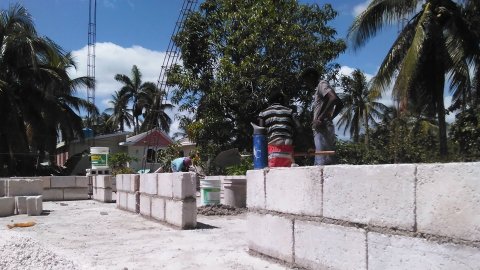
[247,163,480,270]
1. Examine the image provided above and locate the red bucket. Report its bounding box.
[268,144,293,167]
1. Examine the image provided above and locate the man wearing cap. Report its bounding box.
[171,157,192,172]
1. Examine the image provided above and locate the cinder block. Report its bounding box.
[6,179,43,196]
[165,199,197,229]
[111,176,117,192]
[127,192,139,213]
[151,197,165,221]
[42,189,64,201]
[247,212,294,263]
[294,221,367,270]
[40,176,51,189]
[140,173,157,195]
[139,194,151,216]
[115,175,124,191]
[63,188,88,200]
[0,197,15,217]
[0,179,5,197]
[246,169,265,209]
[117,191,128,209]
[368,232,480,270]
[323,164,415,230]
[50,176,76,188]
[26,195,43,216]
[94,175,112,188]
[75,176,89,187]
[15,196,28,214]
[265,167,322,216]
[93,187,112,202]
[417,162,480,241]
[130,174,140,192]
[157,173,172,198]
[172,173,196,199]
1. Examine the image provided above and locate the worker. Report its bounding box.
[171,157,192,172]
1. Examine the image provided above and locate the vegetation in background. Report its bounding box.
[156,143,183,172]
[109,152,137,175]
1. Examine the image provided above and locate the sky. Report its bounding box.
[0,0,455,137]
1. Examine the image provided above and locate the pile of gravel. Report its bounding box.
[0,237,78,270]
[198,204,247,216]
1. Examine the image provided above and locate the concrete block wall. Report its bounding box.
[138,172,197,229]
[116,174,139,213]
[92,175,113,202]
[42,176,89,201]
[247,162,480,270]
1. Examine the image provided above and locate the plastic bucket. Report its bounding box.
[223,176,246,208]
[90,147,109,169]
[200,177,221,205]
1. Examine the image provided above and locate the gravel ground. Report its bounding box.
[0,200,289,270]
[197,204,247,216]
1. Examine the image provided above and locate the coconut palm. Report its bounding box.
[115,65,156,134]
[338,69,387,146]
[140,86,173,133]
[348,0,480,156]
[105,90,133,132]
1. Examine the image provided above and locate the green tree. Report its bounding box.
[348,0,480,156]
[169,0,346,156]
[105,90,133,132]
[338,69,387,146]
[140,86,173,133]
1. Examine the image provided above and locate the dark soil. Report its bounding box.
[197,204,247,216]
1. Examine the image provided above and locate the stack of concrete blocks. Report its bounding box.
[0,178,43,216]
[116,174,139,213]
[139,173,197,229]
[43,176,89,201]
[92,175,114,202]
[247,162,480,270]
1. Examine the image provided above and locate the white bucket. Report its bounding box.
[200,177,221,205]
[90,147,109,169]
[223,176,247,208]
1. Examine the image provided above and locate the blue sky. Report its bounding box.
[1,0,426,136]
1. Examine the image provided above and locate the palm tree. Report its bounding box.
[140,86,173,133]
[348,0,480,156]
[105,90,133,132]
[338,69,387,146]
[115,65,156,134]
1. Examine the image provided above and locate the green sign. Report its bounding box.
[91,154,107,166]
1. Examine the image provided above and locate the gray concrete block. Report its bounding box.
[6,179,43,197]
[127,192,139,213]
[63,188,89,200]
[26,195,43,216]
[368,232,480,270]
[157,173,173,198]
[93,187,112,202]
[294,221,367,270]
[0,197,15,217]
[0,179,5,197]
[117,191,128,209]
[139,194,151,216]
[42,189,64,201]
[115,174,124,191]
[40,176,51,189]
[323,164,416,230]
[140,173,157,195]
[94,175,112,188]
[265,166,322,216]
[247,212,294,263]
[50,176,76,188]
[165,199,197,229]
[75,176,89,187]
[15,196,28,214]
[172,173,196,199]
[151,197,165,221]
[417,162,480,241]
[129,174,140,192]
[247,170,266,209]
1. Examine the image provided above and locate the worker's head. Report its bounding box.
[300,67,320,88]
[183,157,192,167]
[269,90,286,105]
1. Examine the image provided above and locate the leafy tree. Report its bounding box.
[449,106,480,159]
[169,0,346,157]
[105,90,133,132]
[109,152,137,175]
[140,86,173,133]
[348,0,480,156]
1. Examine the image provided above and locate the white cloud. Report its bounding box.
[352,0,372,17]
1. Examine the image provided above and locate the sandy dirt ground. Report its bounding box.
[0,200,290,270]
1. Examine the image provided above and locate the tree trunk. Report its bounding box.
[364,113,369,147]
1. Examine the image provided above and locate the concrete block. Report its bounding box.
[247,212,294,263]
[127,192,139,213]
[26,195,43,216]
[6,179,43,196]
[151,197,165,221]
[94,175,112,188]
[172,173,196,199]
[157,173,172,198]
[0,197,15,217]
[368,232,480,270]
[40,176,51,189]
[63,188,88,200]
[140,173,157,195]
[93,187,112,202]
[117,191,128,209]
[111,176,117,192]
[50,176,76,188]
[0,179,5,197]
[294,221,367,270]
[417,162,480,241]
[75,176,89,187]
[115,174,124,191]
[42,189,64,201]
[247,169,263,208]
[265,167,322,216]
[323,164,416,230]
[129,174,140,192]
[165,199,197,229]
[139,194,151,216]
[15,196,28,214]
